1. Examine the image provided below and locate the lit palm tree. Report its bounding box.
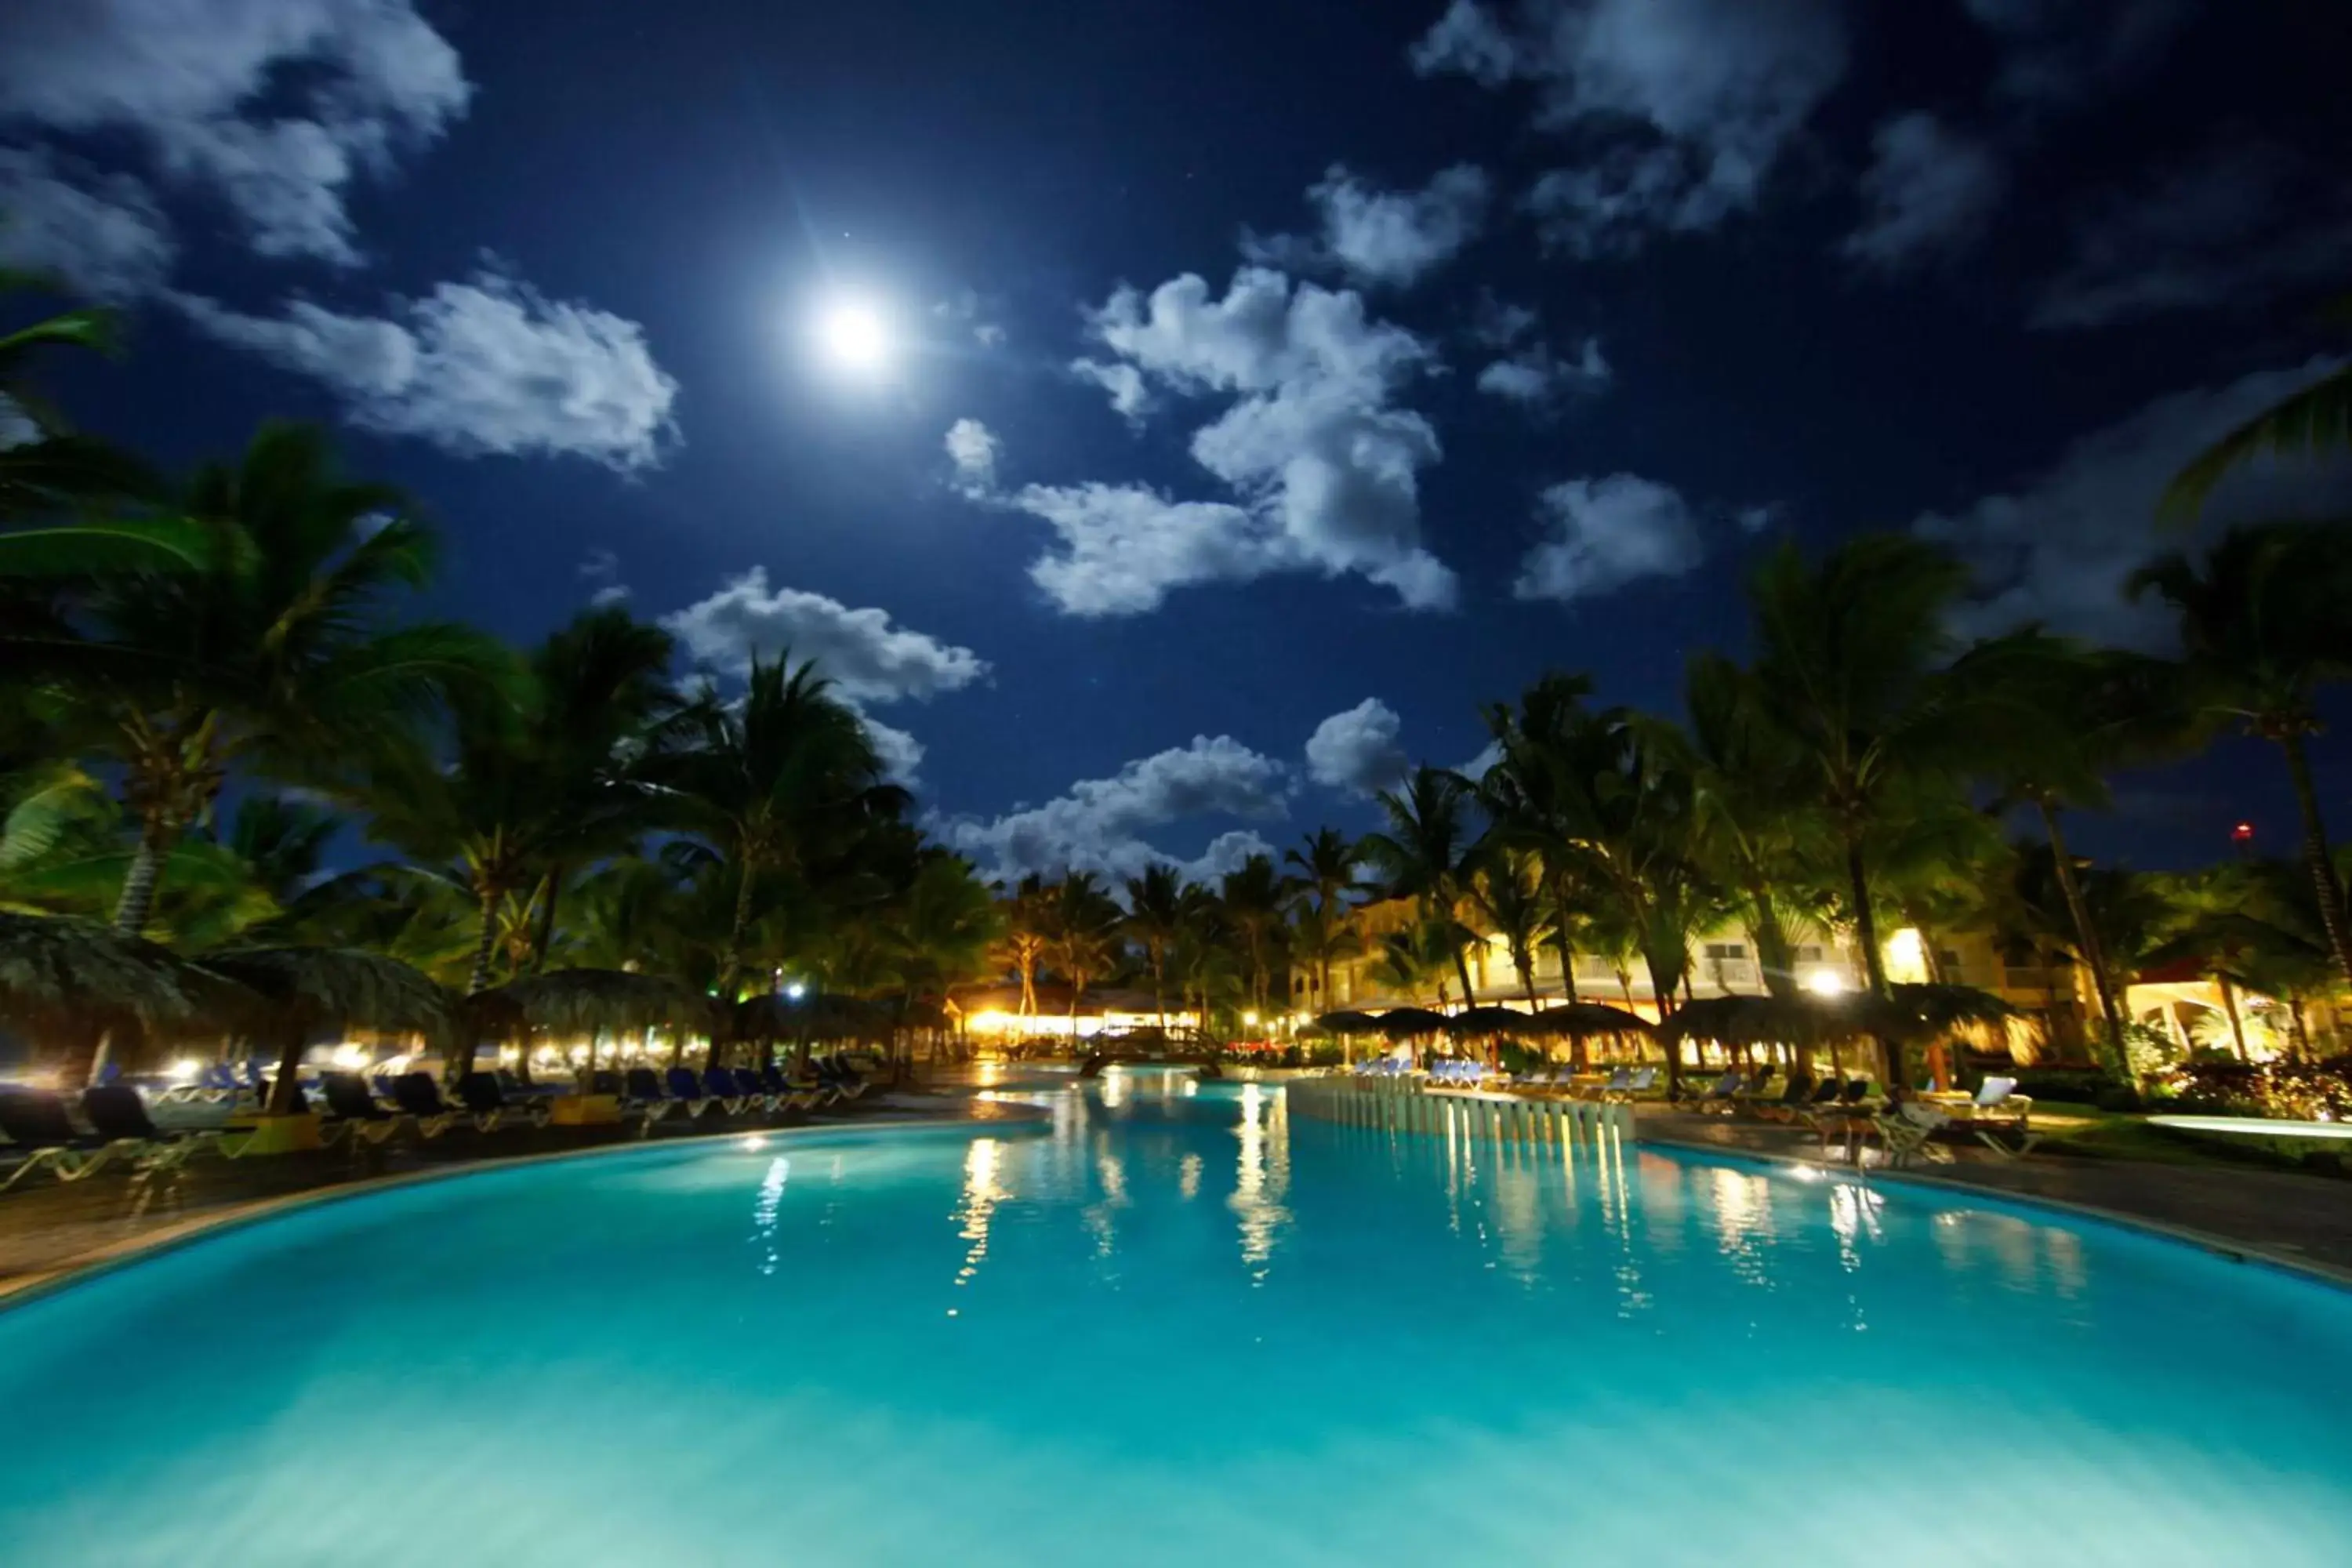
[1218,851,1294,1018]
[1283,826,1361,1013]
[1468,847,1551,1012]
[673,652,903,1000]
[1043,870,1121,1036]
[1123,862,1186,1034]
[13,423,502,939]
[2129,521,2352,991]
[1744,535,1980,1092]
[995,872,1054,1018]
[1360,765,1484,1008]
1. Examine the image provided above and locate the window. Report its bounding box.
[1704,942,1748,960]
[1795,945,1825,963]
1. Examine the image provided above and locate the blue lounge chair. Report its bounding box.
[664,1065,720,1117]
[318,1072,408,1145]
[81,1085,258,1167]
[456,1072,550,1131]
[388,1073,466,1138]
[0,1089,126,1190]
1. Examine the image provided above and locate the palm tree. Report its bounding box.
[1284,826,1361,1013]
[2130,522,2352,991]
[1123,863,1186,1034]
[10,423,500,939]
[1287,899,1363,1022]
[1043,870,1120,1036]
[1468,847,1551,1011]
[1218,852,1294,1018]
[2163,304,2351,519]
[1951,631,2193,1073]
[673,653,902,1000]
[995,873,1054,1018]
[1744,535,1980,1093]
[1360,765,1484,1008]
[513,605,687,972]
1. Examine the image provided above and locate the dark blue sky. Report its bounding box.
[7,0,2351,881]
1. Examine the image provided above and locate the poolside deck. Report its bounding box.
[1638,1109,2352,1283]
[0,1091,1026,1298]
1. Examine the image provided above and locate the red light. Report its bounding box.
[2232,822,2255,842]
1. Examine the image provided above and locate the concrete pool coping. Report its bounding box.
[0,1097,1050,1311]
[1635,1125,2352,1293]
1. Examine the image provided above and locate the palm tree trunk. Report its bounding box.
[267,1023,310,1116]
[2217,971,2250,1060]
[2037,800,2129,1078]
[453,884,502,1082]
[531,864,566,975]
[1451,946,1477,1013]
[2278,730,2352,990]
[718,859,759,1002]
[1549,912,1581,1004]
[111,817,174,938]
[1843,833,1906,1098]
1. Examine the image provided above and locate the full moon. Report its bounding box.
[814,295,894,376]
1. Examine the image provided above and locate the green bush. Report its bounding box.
[2008,1067,2121,1105]
[2161,1055,2352,1120]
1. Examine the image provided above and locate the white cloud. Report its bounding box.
[1243,164,1490,289]
[1457,740,1505,782]
[1842,113,2005,273]
[173,271,680,470]
[0,0,470,265]
[860,715,926,789]
[1915,357,2352,648]
[0,147,176,299]
[1477,336,1611,407]
[1513,474,1708,603]
[1180,830,1280,886]
[1050,267,1457,613]
[1472,294,1541,349]
[1417,0,1849,255]
[943,735,1292,884]
[2033,141,2352,331]
[1070,358,1152,422]
[577,546,629,606]
[1007,483,1286,617]
[1305,699,1410,797]
[945,417,999,493]
[660,568,988,706]
[1962,0,2193,110]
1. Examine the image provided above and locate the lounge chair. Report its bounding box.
[1948,1076,2039,1157]
[456,1072,550,1131]
[1577,1067,1632,1102]
[1690,1069,1746,1112]
[622,1067,679,1123]
[754,1062,821,1113]
[1872,1101,1959,1167]
[80,1085,256,1167]
[1603,1066,1657,1103]
[1753,1075,1828,1122]
[0,1089,127,1190]
[318,1072,409,1145]
[665,1065,721,1118]
[388,1073,467,1138]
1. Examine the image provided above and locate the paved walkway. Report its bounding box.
[0,1092,1022,1297]
[1640,1109,2352,1281]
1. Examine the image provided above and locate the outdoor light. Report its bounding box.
[167,1057,201,1085]
[1802,970,1847,996]
[1243,1011,1260,1027]
[785,981,808,1001]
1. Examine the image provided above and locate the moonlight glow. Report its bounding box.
[814,295,895,376]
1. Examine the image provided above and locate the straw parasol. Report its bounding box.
[1308,1010,1385,1036]
[203,946,456,1114]
[732,991,886,1059]
[1526,1002,1654,1039]
[1447,1005,1537,1036]
[1374,1007,1454,1040]
[0,912,216,1083]
[469,968,714,1081]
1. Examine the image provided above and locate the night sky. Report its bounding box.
[6,0,2351,882]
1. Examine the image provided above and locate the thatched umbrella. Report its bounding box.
[0,913,217,1085]
[1521,1001,1654,1070]
[1448,1005,1535,1035]
[469,968,713,1083]
[732,991,885,1067]
[1309,1010,1384,1036]
[1374,1007,1453,1044]
[203,947,456,1115]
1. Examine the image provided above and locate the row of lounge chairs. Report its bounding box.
[1,1055,881,1192]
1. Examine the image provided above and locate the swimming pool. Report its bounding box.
[3,1069,2348,1566]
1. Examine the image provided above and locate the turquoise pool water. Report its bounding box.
[3,1069,2350,1566]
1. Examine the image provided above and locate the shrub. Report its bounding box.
[2007,1067,2122,1105]
[2161,1055,2352,1120]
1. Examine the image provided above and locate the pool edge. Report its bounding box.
[1638,1131,2352,1293]
[0,1102,1047,1312]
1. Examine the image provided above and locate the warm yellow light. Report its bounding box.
[1802,970,1847,996]
[1883,927,1928,985]
[1243,1011,1260,1027]
[330,1043,368,1069]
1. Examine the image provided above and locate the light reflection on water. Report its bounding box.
[0,1069,2347,1566]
